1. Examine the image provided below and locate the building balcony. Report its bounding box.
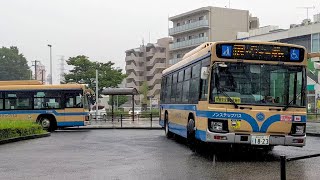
[125,55,144,62]
[125,64,144,72]
[169,37,209,51]
[146,64,166,77]
[169,20,209,36]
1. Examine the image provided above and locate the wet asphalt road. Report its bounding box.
[0,130,320,180]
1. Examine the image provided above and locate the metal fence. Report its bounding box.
[280,154,320,180]
[89,113,161,128]
[307,113,320,123]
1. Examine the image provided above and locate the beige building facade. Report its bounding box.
[125,37,172,105]
[168,6,258,65]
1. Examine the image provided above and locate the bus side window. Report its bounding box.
[200,78,208,100]
[200,57,210,100]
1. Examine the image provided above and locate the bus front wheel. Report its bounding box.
[38,116,56,132]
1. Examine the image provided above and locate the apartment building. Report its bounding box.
[168,6,259,65]
[125,37,172,105]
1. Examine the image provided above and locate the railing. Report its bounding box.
[307,113,320,123]
[280,154,320,180]
[169,20,209,36]
[89,112,161,129]
[169,37,209,50]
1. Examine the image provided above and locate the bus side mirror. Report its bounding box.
[201,67,209,80]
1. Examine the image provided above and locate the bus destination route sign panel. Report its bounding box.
[216,43,305,62]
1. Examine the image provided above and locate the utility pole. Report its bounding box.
[41,69,45,84]
[32,60,40,80]
[95,69,99,119]
[298,6,315,20]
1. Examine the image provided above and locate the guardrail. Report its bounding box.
[89,113,161,128]
[280,154,320,180]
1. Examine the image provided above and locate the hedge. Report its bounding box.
[0,120,46,141]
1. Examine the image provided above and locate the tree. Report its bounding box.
[0,46,31,80]
[140,81,149,106]
[108,95,128,108]
[64,55,126,101]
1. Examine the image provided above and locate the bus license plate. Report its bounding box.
[251,135,269,145]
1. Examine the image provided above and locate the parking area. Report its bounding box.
[1,130,320,180]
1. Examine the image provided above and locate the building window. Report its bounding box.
[177,38,181,42]
[177,22,181,27]
[312,33,320,53]
[188,35,193,40]
[177,54,182,58]
[199,33,205,37]
[199,16,204,20]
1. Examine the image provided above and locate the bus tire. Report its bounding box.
[164,113,173,138]
[187,118,196,151]
[38,115,57,132]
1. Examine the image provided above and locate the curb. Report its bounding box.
[307,133,320,137]
[0,132,51,145]
[64,127,163,130]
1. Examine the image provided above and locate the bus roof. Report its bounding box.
[163,41,307,76]
[163,42,213,75]
[0,84,86,91]
[0,80,43,86]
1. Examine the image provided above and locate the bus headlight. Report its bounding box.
[208,119,229,133]
[211,122,223,131]
[290,123,305,135]
[295,126,305,134]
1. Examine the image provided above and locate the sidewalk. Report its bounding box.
[307,122,320,136]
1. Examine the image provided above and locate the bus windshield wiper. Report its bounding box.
[282,91,303,111]
[216,86,239,109]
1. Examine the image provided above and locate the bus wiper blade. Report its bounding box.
[282,91,302,111]
[217,86,239,109]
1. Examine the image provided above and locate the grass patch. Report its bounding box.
[0,120,46,141]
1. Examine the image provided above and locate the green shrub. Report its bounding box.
[0,120,46,141]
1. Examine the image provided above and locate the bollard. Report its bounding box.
[280,155,286,180]
[120,114,123,128]
[150,113,153,128]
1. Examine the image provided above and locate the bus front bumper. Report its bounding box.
[205,130,306,147]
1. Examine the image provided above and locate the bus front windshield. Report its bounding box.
[209,63,305,107]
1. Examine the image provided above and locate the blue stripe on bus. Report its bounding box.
[0,110,88,116]
[197,110,260,132]
[195,130,206,141]
[161,104,196,111]
[260,115,307,133]
[160,104,306,133]
[168,122,187,138]
[57,121,84,127]
[160,119,206,141]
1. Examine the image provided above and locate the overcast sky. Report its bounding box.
[0,0,320,83]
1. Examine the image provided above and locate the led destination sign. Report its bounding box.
[216,43,305,62]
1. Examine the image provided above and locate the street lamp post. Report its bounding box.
[47,44,52,84]
[95,69,99,119]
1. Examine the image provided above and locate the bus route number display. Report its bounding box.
[216,43,304,62]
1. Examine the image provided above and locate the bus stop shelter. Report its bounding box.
[101,88,138,121]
